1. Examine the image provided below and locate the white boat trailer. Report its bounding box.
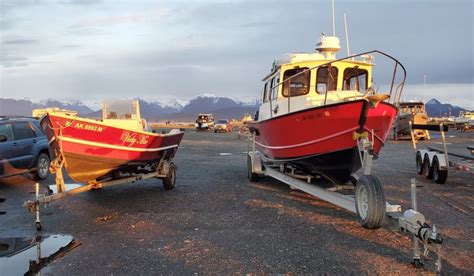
[410,122,474,184]
[247,133,443,272]
[24,148,177,231]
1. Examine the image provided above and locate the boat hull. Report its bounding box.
[365,102,398,152]
[249,100,397,183]
[249,100,368,183]
[393,112,429,139]
[41,114,184,183]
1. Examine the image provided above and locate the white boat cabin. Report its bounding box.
[258,35,375,121]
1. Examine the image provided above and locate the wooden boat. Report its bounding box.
[248,35,405,183]
[40,99,184,184]
[393,102,430,140]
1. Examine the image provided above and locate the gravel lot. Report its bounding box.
[0,129,473,275]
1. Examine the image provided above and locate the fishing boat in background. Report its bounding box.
[41,99,184,184]
[393,101,430,140]
[248,34,405,183]
[454,111,474,131]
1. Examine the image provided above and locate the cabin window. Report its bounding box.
[105,99,137,120]
[263,82,269,103]
[270,74,280,100]
[343,67,368,92]
[282,67,310,97]
[316,66,338,93]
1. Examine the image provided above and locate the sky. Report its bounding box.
[0,0,473,109]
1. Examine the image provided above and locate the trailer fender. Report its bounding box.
[417,149,429,163]
[433,153,447,169]
[420,151,447,169]
[248,152,263,174]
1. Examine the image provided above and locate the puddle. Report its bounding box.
[0,235,80,275]
[48,184,83,194]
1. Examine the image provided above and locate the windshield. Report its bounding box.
[217,120,228,124]
[105,99,137,120]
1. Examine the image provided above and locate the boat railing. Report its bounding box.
[268,50,407,114]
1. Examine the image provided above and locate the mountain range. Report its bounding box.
[424,98,465,117]
[0,96,259,121]
[0,96,469,120]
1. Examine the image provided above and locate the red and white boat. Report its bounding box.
[40,99,184,184]
[248,35,405,183]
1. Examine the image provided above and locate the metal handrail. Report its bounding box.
[266,50,407,109]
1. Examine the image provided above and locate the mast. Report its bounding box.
[344,13,350,57]
[332,0,336,36]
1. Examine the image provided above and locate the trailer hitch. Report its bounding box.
[397,179,443,273]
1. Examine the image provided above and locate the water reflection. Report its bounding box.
[0,235,77,275]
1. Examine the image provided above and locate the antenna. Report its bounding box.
[423,74,426,102]
[332,0,336,36]
[344,13,350,56]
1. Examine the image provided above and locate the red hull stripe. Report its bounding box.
[255,126,359,150]
[59,136,179,152]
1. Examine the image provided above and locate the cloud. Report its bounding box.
[0,56,29,67]
[74,9,172,28]
[59,0,103,5]
[2,38,38,45]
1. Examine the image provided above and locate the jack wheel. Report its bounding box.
[162,163,176,190]
[432,157,448,184]
[355,175,385,229]
[247,155,259,182]
[36,222,42,231]
[412,258,422,269]
[415,152,424,175]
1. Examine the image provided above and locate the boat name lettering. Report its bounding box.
[121,132,149,146]
[74,123,104,132]
[300,112,329,121]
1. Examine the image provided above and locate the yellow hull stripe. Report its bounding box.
[59,136,178,152]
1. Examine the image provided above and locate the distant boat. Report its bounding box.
[454,111,474,131]
[393,101,430,140]
[40,99,184,183]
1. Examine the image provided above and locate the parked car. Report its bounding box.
[0,116,52,180]
[214,119,232,133]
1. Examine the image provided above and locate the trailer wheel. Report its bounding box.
[415,152,424,175]
[247,155,259,182]
[423,155,434,179]
[162,163,176,190]
[355,175,385,229]
[432,157,448,184]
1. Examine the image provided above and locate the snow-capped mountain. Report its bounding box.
[0,98,94,116]
[425,98,465,117]
[0,95,259,120]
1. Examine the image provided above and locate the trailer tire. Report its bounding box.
[247,155,259,182]
[432,157,447,184]
[355,175,385,229]
[162,163,176,190]
[415,152,424,175]
[423,155,434,179]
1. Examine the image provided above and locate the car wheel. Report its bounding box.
[33,153,50,180]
